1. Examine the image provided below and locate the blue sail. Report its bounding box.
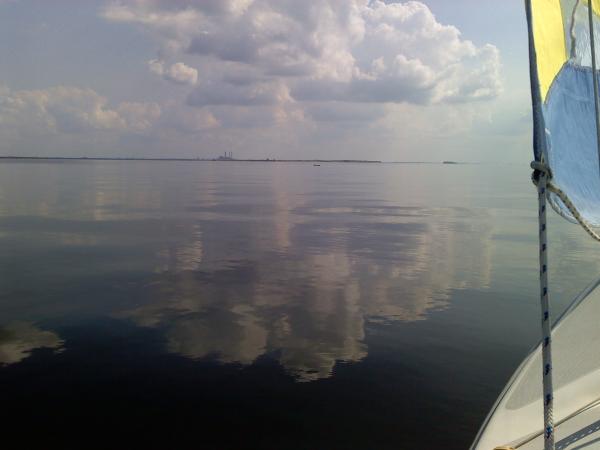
[472,1,600,448]
[544,63,600,225]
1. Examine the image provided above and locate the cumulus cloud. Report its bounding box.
[209,104,300,128]
[187,79,291,107]
[0,85,161,136]
[117,101,162,131]
[0,0,507,159]
[304,102,387,123]
[148,59,198,85]
[159,104,219,133]
[103,0,502,117]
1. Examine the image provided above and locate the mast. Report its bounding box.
[525,1,555,449]
[588,0,600,173]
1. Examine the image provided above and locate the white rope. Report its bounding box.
[546,182,600,241]
[588,0,600,173]
[530,161,600,242]
[529,160,600,450]
[532,161,556,450]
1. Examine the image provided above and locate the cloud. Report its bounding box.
[210,104,299,128]
[187,79,291,107]
[103,0,502,114]
[148,59,198,85]
[304,102,387,124]
[159,104,219,133]
[0,0,507,158]
[117,101,162,131]
[0,85,161,136]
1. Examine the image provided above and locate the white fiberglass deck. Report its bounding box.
[517,401,600,449]
[472,276,600,449]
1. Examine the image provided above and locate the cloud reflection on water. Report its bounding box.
[118,197,493,381]
[0,322,63,366]
[0,163,496,381]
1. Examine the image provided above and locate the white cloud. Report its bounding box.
[159,104,219,133]
[304,102,387,124]
[209,104,301,128]
[148,59,165,77]
[0,84,163,155]
[117,101,162,131]
[148,59,198,85]
[187,79,291,106]
[0,85,161,136]
[0,0,508,159]
[103,0,502,113]
[169,62,199,85]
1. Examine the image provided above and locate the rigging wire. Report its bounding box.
[588,0,600,174]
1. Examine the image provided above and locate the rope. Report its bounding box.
[547,183,600,241]
[530,160,600,450]
[531,161,600,241]
[533,161,556,450]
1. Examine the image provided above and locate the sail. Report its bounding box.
[471,2,600,448]
[531,0,600,226]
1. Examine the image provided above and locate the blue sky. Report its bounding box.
[0,1,532,162]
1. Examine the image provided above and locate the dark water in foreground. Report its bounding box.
[1,160,599,449]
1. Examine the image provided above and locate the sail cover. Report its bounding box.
[531,0,600,226]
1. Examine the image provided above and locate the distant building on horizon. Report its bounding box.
[216,151,234,161]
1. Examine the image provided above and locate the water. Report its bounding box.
[0,160,598,449]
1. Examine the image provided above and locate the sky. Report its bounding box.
[0,0,533,162]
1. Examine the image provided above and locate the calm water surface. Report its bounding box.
[1,160,598,449]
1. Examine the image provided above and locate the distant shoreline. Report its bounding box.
[0,156,382,163]
[0,156,480,164]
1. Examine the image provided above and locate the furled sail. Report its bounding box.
[532,0,600,226]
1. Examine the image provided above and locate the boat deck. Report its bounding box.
[514,403,600,449]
